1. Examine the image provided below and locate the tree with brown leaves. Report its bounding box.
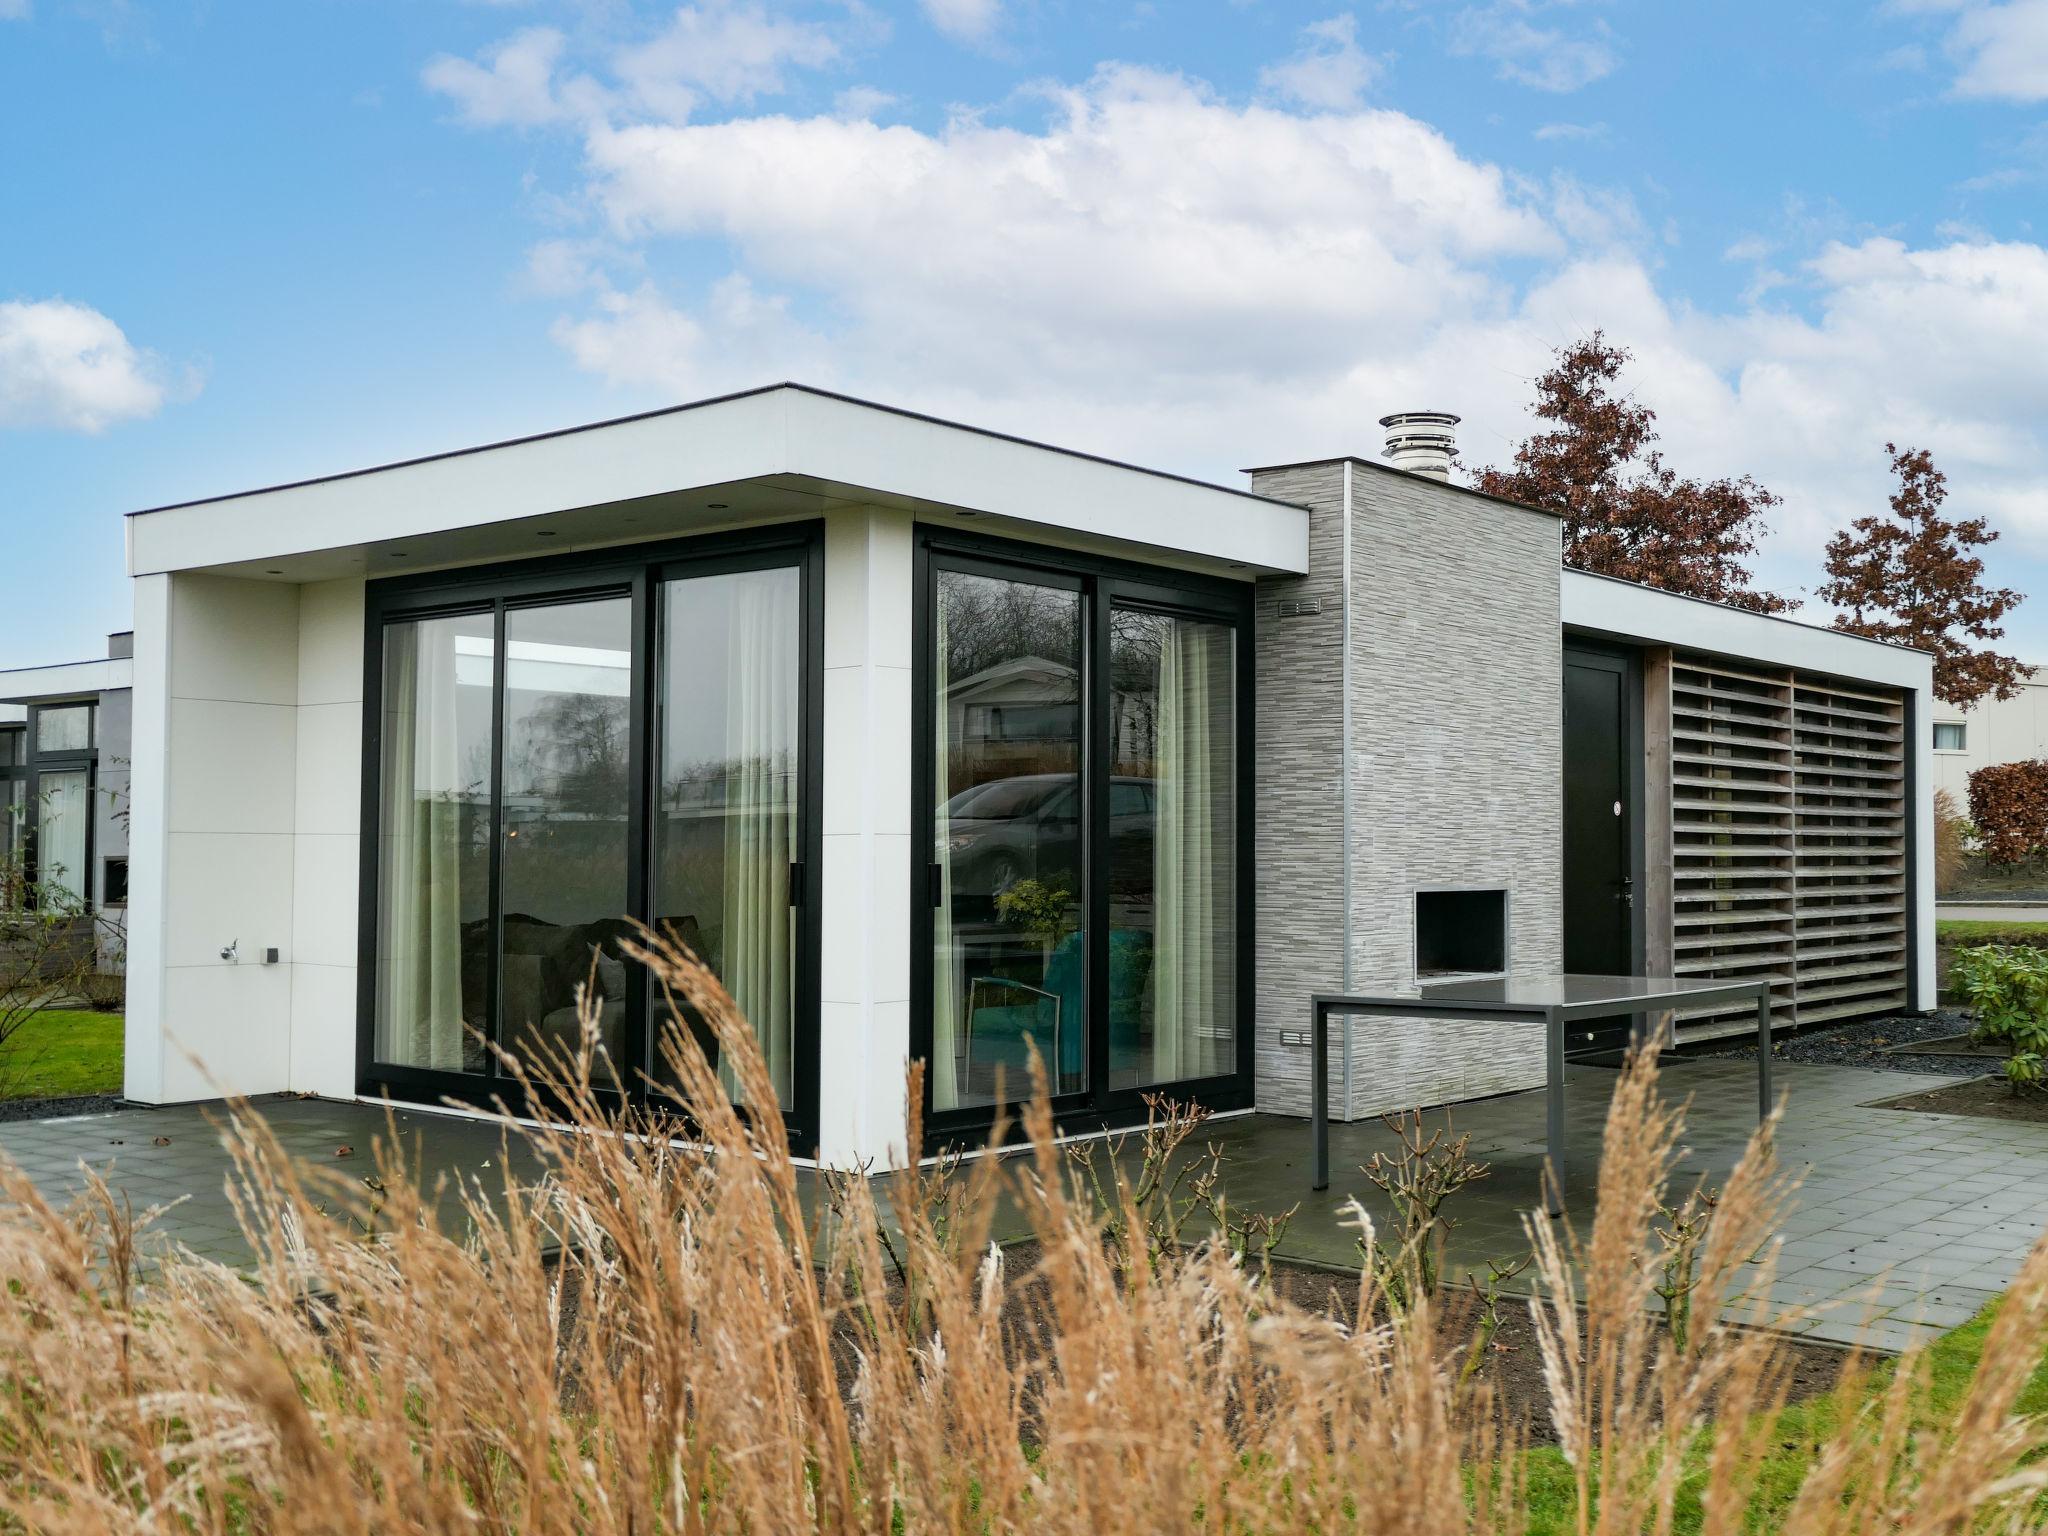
[1819,442,2025,708]
[1475,333,1792,613]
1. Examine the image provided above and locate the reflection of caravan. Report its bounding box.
[945,658,1079,772]
[942,773,1156,900]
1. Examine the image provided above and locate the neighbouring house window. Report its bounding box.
[36,769,90,910]
[0,729,22,903]
[34,704,93,754]
[655,566,803,1110]
[1109,607,1238,1087]
[374,611,496,1074]
[101,856,129,907]
[1934,721,1967,751]
[931,569,1085,1109]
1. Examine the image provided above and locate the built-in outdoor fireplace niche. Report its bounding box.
[1413,887,1508,980]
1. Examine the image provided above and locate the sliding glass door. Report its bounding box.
[363,530,821,1137]
[917,538,1251,1135]
[654,566,803,1110]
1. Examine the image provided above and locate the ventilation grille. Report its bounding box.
[1660,652,1908,1039]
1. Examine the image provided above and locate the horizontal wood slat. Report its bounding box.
[1660,651,1909,1042]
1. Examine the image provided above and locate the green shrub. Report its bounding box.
[1950,942,2048,1090]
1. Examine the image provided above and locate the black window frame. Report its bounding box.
[355,523,827,1147]
[911,527,1257,1146]
[24,701,99,912]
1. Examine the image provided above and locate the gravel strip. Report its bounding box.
[0,1094,132,1125]
[1693,1008,1995,1078]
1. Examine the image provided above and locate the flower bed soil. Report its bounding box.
[1868,1075,2048,1125]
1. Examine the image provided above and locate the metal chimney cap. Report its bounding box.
[1379,409,1461,481]
[1377,409,1462,429]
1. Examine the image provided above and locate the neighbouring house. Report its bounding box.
[0,633,134,976]
[113,386,1934,1164]
[1927,670,2048,804]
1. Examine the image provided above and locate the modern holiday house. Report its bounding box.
[115,386,1935,1164]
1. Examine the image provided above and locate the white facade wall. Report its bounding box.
[127,573,301,1103]
[1929,673,2048,803]
[290,578,366,1097]
[818,507,916,1165]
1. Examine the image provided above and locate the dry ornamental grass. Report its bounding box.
[3,926,2048,1533]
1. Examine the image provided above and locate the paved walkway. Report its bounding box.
[2,1058,2044,1353]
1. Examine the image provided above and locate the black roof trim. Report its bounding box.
[127,382,1311,519]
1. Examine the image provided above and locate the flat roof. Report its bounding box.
[1562,567,1933,693]
[126,383,1312,582]
[1240,454,1565,519]
[0,655,134,704]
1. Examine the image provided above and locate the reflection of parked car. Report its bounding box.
[942,773,1155,899]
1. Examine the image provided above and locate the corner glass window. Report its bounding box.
[1934,721,1967,752]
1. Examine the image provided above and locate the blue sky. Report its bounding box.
[5,0,2048,665]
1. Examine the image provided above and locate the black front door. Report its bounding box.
[1563,647,1637,977]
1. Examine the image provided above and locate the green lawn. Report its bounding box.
[1939,917,2048,946]
[0,1009,124,1100]
[1522,1298,2048,1533]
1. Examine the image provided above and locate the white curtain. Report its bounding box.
[36,769,89,911]
[930,592,962,1111]
[380,621,470,1072]
[719,570,799,1105]
[1149,620,1234,1083]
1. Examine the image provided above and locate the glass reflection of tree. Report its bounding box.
[517,692,631,816]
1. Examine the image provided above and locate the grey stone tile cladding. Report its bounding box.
[1250,460,1563,1120]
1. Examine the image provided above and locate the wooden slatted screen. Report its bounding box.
[1647,650,1909,1040]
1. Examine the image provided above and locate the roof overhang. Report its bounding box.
[1562,569,1932,693]
[0,656,133,706]
[126,384,1312,583]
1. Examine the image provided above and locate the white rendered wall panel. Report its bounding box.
[122,574,172,1102]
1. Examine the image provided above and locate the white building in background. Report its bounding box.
[107,384,1936,1164]
[1930,670,2048,803]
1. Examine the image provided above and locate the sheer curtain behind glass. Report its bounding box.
[1111,609,1236,1086]
[657,567,800,1108]
[376,614,493,1073]
[36,770,89,909]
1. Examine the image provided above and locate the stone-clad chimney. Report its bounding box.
[1378,410,1460,481]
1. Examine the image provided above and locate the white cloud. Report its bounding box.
[1533,120,1606,141]
[612,1,843,121]
[833,84,899,120]
[1901,0,2048,99]
[921,0,1002,46]
[440,46,2048,643]
[1259,14,1379,111]
[0,299,172,433]
[0,1,29,21]
[1452,3,1618,92]
[424,27,585,127]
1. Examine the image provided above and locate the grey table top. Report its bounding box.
[1312,973,1770,1015]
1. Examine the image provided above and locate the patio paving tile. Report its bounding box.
[2,1058,2044,1355]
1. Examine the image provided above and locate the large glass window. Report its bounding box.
[655,567,803,1108]
[923,551,1246,1123]
[374,612,495,1073]
[931,569,1085,1108]
[499,599,634,1068]
[1109,608,1238,1086]
[366,535,818,1128]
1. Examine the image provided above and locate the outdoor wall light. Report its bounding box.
[219,939,238,964]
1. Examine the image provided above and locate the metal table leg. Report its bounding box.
[1311,998,1329,1192]
[1545,1007,1565,1218]
[1756,987,1773,1123]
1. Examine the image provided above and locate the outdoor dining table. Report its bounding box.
[1308,974,1774,1216]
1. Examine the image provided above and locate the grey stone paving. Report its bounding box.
[3,1057,2044,1354]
